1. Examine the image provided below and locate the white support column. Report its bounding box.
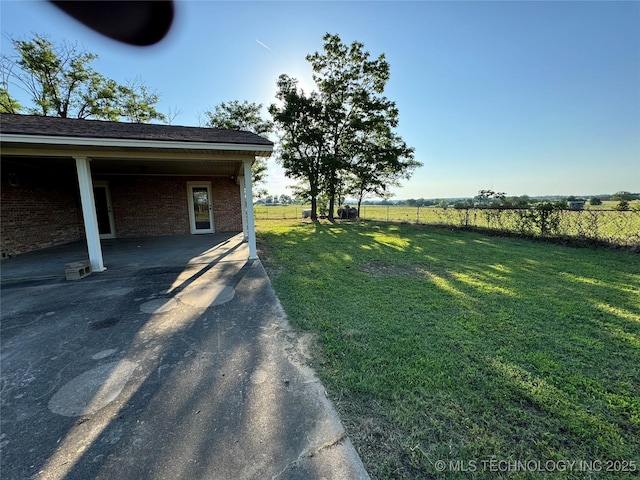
[74,157,105,272]
[243,160,258,260]
[239,176,248,241]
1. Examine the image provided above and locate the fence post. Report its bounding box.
[417,206,420,224]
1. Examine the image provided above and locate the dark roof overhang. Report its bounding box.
[1,114,273,177]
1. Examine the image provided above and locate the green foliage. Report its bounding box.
[279,194,293,204]
[611,191,639,201]
[453,199,474,209]
[269,75,326,219]
[202,100,273,136]
[202,100,273,188]
[471,190,532,210]
[270,33,419,220]
[406,198,442,207]
[516,202,564,237]
[616,200,631,211]
[474,189,505,207]
[257,194,294,205]
[117,78,165,123]
[0,87,21,113]
[590,197,603,206]
[502,195,531,208]
[1,34,165,122]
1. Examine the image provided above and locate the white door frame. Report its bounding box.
[93,181,116,239]
[187,181,215,234]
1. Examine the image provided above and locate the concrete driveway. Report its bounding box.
[1,234,369,479]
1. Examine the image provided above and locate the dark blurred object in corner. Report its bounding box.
[50,1,174,46]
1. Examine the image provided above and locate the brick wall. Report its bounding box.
[107,176,190,237]
[107,176,242,237]
[211,177,242,232]
[1,162,244,257]
[1,161,83,257]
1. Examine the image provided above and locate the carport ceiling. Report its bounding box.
[91,158,243,176]
[1,134,268,176]
[1,154,246,177]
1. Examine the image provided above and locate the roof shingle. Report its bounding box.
[0,114,273,146]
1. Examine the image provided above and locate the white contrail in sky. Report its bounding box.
[256,39,271,51]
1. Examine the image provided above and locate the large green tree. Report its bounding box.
[270,33,419,220]
[1,34,165,122]
[269,76,326,219]
[202,100,273,193]
[202,100,273,136]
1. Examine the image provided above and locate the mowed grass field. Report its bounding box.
[256,219,640,479]
[254,203,640,247]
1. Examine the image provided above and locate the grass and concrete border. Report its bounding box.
[257,219,640,479]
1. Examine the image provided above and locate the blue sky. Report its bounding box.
[1,0,639,199]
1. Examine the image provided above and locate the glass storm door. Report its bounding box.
[187,182,214,234]
[93,182,116,239]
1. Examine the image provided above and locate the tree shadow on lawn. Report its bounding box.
[257,220,640,479]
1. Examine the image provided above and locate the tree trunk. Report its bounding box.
[327,170,336,221]
[310,196,318,221]
[328,194,335,221]
[356,189,364,218]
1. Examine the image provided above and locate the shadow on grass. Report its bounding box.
[258,220,640,479]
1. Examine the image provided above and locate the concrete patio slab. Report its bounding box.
[0,234,369,479]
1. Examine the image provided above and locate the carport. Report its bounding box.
[0,114,273,269]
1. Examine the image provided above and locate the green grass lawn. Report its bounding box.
[257,219,640,479]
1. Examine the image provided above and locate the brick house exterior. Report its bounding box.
[1,114,272,264]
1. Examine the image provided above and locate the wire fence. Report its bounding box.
[253,205,640,249]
